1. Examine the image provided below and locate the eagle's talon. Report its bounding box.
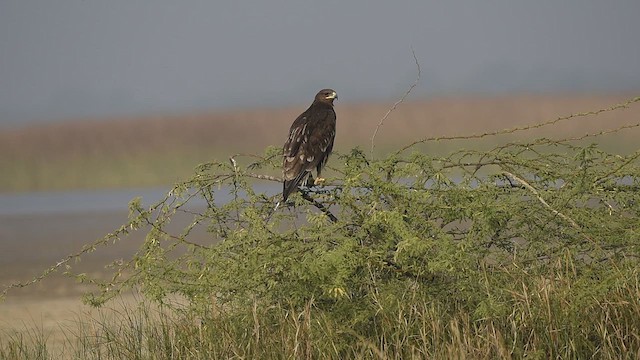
[314,177,326,186]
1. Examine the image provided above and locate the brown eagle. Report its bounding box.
[282,88,337,202]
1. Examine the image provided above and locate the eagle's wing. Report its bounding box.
[312,124,335,176]
[282,113,316,201]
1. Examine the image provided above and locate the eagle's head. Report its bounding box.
[315,89,338,105]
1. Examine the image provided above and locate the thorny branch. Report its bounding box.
[396,96,640,155]
[502,170,595,244]
[298,189,339,223]
[370,48,421,157]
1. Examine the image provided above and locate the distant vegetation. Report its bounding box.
[1,94,639,192]
[2,95,640,358]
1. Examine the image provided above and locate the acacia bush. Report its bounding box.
[3,97,640,358]
[86,126,640,356]
[111,138,638,301]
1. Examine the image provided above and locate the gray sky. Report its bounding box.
[1,1,639,124]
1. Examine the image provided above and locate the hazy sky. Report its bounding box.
[1,1,639,124]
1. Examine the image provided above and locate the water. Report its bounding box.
[0,185,280,282]
[0,184,282,216]
[0,187,168,216]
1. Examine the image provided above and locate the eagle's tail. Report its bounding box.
[282,170,310,202]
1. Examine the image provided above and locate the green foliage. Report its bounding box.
[3,98,640,357]
[49,130,636,357]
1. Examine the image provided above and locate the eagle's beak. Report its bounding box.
[327,91,337,100]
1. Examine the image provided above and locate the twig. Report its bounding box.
[396,96,640,155]
[593,149,640,186]
[502,171,594,244]
[143,216,210,249]
[246,173,282,182]
[298,190,339,223]
[370,48,421,157]
[1,226,129,299]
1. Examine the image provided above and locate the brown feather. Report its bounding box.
[282,89,337,202]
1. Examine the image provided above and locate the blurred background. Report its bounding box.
[1,1,639,301]
[1,0,640,192]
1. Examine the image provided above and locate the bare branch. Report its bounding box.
[370,48,421,157]
[246,173,282,182]
[502,171,594,244]
[298,190,338,223]
[397,96,640,155]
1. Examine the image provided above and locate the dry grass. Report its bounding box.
[3,271,640,359]
[1,93,639,192]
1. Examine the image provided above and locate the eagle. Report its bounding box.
[282,88,337,202]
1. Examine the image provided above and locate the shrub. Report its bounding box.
[3,96,640,358]
[91,132,640,356]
